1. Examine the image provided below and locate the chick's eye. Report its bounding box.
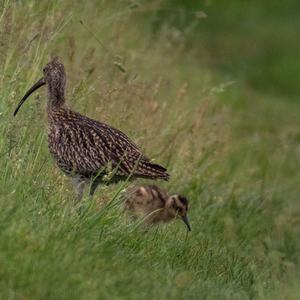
[177,208,182,213]
[43,68,46,72]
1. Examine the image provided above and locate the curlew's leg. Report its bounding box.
[71,177,86,201]
[89,179,100,197]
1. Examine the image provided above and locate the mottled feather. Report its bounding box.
[48,107,169,180]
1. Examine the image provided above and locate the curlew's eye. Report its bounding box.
[177,207,183,213]
[43,68,46,72]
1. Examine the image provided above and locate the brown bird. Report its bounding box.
[123,185,191,231]
[13,57,169,200]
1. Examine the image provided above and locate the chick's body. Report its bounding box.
[123,185,191,230]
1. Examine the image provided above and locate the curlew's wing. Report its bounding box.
[79,114,169,180]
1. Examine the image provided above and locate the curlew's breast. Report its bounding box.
[47,123,107,178]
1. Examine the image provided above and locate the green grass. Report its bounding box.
[0,1,299,299]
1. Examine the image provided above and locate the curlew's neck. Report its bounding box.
[48,87,65,105]
[47,77,66,109]
[46,88,68,124]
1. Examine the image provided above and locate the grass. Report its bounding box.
[0,1,299,299]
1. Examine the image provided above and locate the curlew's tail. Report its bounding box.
[136,160,169,181]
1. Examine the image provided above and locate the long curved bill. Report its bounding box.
[182,215,191,231]
[13,77,46,116]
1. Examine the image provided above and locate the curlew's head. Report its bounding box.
[166,194,191,231]
[13,57,66,116]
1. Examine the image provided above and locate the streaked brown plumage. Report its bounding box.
[123,185,191,231]
[14,57,169,199]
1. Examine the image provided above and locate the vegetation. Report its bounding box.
[0,1,299,299]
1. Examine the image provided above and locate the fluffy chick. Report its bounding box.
[123,185,191,231]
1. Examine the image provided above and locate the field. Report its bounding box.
[0,1,299,299]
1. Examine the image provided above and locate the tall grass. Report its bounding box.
[0,1,299,299]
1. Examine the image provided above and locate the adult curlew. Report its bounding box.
[123,185,191,231]
[14,57,169,200]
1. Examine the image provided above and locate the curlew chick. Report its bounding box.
[13,57,169,200]
[123,185,191,231]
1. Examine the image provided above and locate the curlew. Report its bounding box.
[14,57,169,200]
[123,185,191,231]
